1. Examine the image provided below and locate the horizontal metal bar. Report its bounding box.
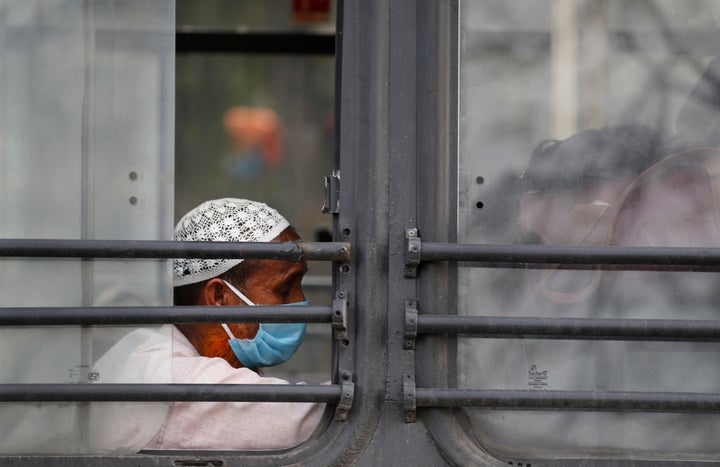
[302,241,350,261]
[0,239,350,262]
[416,315,720,341]
[415,388,720,412]
[176,30,335,55]
[0,306,332,326]
[0,384,340,403]
[419,243,720,270]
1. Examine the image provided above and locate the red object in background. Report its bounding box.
[293,0,330,23]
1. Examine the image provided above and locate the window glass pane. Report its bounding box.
[458,0,720,460]
[0,0,174,454]
[175,54,335,381]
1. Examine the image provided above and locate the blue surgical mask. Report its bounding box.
[221,280,308,369]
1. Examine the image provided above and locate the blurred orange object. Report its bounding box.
[223,107,285,170]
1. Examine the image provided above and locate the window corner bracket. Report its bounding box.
[334,378,355,422]
[404,299,418,350]
[322,170,341,214]
[404,228,421,278]
[403,372,417,423]
[332,293,348,340]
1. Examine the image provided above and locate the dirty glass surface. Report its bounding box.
[0,0,174,454]
[458,0,720,460]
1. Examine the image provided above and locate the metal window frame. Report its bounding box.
[399,2,720,466]
[8,1,720,465]
[0,238,355,465]
[0,1,364,464]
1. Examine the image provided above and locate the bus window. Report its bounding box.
[16,0,720,464]
[0,0,342,458]
[175,0,336,383]
[0,0,174,454]
[457,0,720,461]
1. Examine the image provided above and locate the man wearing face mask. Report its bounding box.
[90,198,325,452]
[150,198,325,450]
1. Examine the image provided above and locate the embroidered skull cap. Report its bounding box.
[173,198,290,287]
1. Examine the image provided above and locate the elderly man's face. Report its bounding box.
[177,228,308,367]
[235,258,308,306]
[232,227,308,306]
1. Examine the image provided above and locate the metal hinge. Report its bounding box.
[404,299,418,350]
[322,170,341,214]
[403,372,417,423]
[403,299,418,422]
[333,291,353,421]
[332,293,348,341]
[335,377,355,421]
[404,228,421,278]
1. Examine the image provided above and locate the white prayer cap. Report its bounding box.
[173,198,290,287]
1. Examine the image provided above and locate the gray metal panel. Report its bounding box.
[406,0,511,464]
[370,0,507,465]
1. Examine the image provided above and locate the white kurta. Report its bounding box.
[88,326,174,453]
[90,325,325,452]
[144,327,325,450]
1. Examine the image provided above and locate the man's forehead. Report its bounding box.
[251,257,307,276]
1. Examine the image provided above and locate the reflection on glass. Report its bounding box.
[458,0,720,460]
[0,0,173,454]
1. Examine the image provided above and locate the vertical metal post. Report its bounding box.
[413,1,509,464]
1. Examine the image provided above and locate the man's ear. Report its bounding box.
[199,278,231,306]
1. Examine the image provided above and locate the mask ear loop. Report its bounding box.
[221,280,256,340]
[221,323,237,339]
[222,280,255,306]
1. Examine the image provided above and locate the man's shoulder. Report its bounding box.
[94,326,173,383]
